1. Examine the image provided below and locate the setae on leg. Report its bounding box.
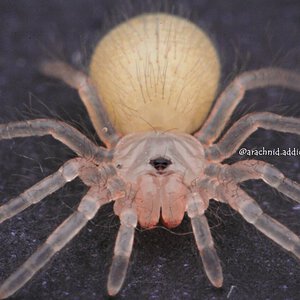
[187,191,223,287]
[0,119,110,162]
[220,183,300,260]
[40,61,120,147]
[196,68,300,145]
[205,112,300,162]
[0,158,87,224]
[0,186,110,299]
[107,208,137,296]
[226,160,300,203]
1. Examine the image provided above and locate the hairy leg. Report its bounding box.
[0,158,89,224]
[187,191,223,287]
[0,186,110,299]
[40,61,120,147]
[195,68,300,144]
[224,160,300,203]
[204,112,300,161]
[0,119,111,162]
[107,208,137,296]
[219,182,300,259]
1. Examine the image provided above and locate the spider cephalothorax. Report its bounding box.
[0,13,300,299]
[113,131,206,229]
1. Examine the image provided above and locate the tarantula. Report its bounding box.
[0,13,300,298]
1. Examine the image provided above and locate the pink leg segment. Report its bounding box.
[107,208,137,296]
[187,191,223,287]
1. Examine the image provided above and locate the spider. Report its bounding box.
[0,12,300,299]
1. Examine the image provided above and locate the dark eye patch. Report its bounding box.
[149,157,172,171]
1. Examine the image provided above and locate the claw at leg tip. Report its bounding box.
[107,284,121,297]
[211,275,223,288]
[214,279,223,288]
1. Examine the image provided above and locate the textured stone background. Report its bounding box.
[0,0,300,299]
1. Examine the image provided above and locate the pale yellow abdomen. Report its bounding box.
[90,13,220,134]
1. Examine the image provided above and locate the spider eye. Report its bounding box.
[149,157,172,171]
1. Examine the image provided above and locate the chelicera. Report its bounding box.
[0,13,300,298]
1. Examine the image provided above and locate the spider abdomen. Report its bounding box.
[90,13,220,134]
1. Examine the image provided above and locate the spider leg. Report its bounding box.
[40,61,120,148]
[225,160,300,203]
[195,68,300,144]
[0,158,90,224]
[187,191,223,287]
[220,182,300,260]
[107,208,137,296]
[205,112,300,161]
[0,186,109,299]
[0,119,111,162]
